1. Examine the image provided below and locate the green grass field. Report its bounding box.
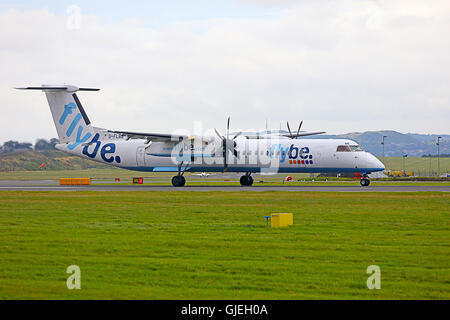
[380,157,450,175]
[0,168,448,188]
[0,191,448,299]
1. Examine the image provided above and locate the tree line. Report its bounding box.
[0,138,59,154]
[422,154,450,158]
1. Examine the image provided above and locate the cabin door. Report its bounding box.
[136,146,145,166]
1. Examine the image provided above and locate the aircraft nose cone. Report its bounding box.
[377,159,385,170]
[362,152,385,171]
[372,155,385,171]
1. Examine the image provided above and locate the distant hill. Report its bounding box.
[307,131,449,157]
[0,150,109,171]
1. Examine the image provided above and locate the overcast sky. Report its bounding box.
[1,0,449,144]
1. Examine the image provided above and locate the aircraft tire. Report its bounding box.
[240,175,253,186]
[172,175,186,187]
[360,178,370,187]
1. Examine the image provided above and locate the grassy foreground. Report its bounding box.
[0,191,448,299]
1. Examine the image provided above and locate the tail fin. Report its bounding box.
[16,85,100,150]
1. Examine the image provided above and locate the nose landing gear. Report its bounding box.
[240,173,254,186]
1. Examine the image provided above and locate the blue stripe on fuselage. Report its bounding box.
[121,166,384,173]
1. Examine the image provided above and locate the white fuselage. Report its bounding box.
[56,134,385,174]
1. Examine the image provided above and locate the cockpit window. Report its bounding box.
[336,145,364,152]
[336,145,351,152]
[349,145,364,152]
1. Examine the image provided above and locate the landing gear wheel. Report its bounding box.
[360,178,370,187]
[240,176,249,186]
[240,175,254,186]
[172,175,186,187]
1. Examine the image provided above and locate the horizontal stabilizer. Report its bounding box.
[15,86,100,93]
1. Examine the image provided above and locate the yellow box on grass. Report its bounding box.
[271,213,293,228]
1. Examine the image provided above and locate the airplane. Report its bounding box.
[16,85,385,187]
[194,172,214,177]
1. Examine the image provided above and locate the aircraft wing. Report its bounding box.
[280,131,326,138]
[244,131,326,139]
[108,130,189,142]
[112,129,325,141]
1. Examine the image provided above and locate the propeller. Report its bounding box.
[286,121,304,139]
[214,117,241,171]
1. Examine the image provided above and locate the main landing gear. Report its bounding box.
[240,173,254,186]
[171,175,186,187]
[172,162,186,187]
[360,174,370,187]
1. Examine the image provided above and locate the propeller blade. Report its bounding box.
[233,131,242,140]
[227,116,230,139]
[287,121,293,139]
[223,138,228,172]
[214,128,224,139]
[296,121,303,137]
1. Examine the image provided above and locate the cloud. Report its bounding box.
[1,0,450,144]
[234,0,301,7]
